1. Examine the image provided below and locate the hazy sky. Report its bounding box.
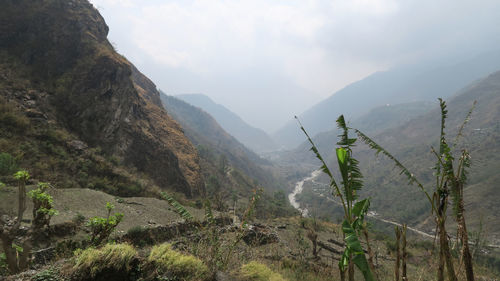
[89,0,500,133]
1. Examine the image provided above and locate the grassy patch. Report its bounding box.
[0,97,30,135]
[72,243,137,279]
[147,243,208,281]
[240,261,287,281]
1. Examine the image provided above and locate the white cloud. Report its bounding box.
[89,0,500,132]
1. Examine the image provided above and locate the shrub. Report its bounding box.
[0,98,30,133]
[0,152,18,176]
[240,261,287,281]
[72,213,86,225]
[126,226,151,246]
[0,253,7,276]
[28,182,58,230]
[31,269,61,281]
[148,243,208,281]
[86,202,124,246]
[73,243,137,279]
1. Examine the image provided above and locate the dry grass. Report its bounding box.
[72,243,137,278]
[240,261,287,281]
[148,243,209,281]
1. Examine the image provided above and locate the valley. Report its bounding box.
[1,0,499,280]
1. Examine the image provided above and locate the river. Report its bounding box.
[288,169,322,217]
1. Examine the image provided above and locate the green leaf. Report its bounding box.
[295,116,343,203]
[161,192,194,221]
[336,147,349,186]
[352,199,370,232]
[355,129,435,214]
[12,243,23,253]
[106,202,115,212]
[204,199,215,225]
[336,115,357,146]
[342,220,376,281]
[339,248,350,272]
[453,100,476,148]
[13,170,29,181]
[352,199,370,218]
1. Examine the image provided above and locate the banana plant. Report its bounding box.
[160,192,195,221]
[298,115,375,281]
[355,98,476,281]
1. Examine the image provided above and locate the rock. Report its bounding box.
[67,140,88,151]
[25,100,36,107]
[242,225,279,246]
[24,109,46,119]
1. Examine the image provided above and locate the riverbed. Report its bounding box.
[288,169,322,217]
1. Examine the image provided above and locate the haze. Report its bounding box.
[89,0,500,133]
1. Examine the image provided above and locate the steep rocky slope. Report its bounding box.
[0,0,201,196]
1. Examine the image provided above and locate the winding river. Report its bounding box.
[288,169,322,217]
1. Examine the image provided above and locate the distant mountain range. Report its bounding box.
[273,51,500,149]
[176,94,278,153]
[282,100,436,165]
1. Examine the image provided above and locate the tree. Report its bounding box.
[28,182,58,232]
[0,170,33,273]
[206,175,228,211]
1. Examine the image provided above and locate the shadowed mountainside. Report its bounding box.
[161,94,283,191]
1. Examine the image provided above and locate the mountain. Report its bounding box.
[176,94,278,153]
[160,94,281,188]
[273,52,500,149]
[292,70,500,241]
[0,0,201,196]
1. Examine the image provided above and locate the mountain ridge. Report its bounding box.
[273,51,500,149]
[176,93,279,153]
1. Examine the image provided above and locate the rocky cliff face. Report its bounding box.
[0,0,201,196]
